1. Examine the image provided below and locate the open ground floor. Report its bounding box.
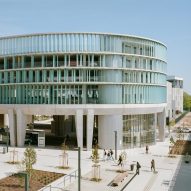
[0,104,166,150]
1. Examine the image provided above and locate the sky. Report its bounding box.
[0,0,191,93]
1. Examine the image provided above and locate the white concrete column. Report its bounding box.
[4,114,9,127]
[86,109,94,151]
[8,109,16,146]
[16,109,27,147]
[75,110,83,149]
[154,113,157,144]
[158,109,166,141]
[98,115,123,150]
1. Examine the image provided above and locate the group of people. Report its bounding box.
[101,145,156,175]
[136,159,156,175]
[103,149,114,161]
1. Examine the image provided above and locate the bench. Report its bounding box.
[112,171,128,186]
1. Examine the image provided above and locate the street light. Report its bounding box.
[19,172,29,191]
[4,126,9,152]
[114,131,117,160]
[78,147,81,191]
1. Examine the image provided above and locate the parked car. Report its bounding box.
[182,128,190,133]
[0,128,5,133]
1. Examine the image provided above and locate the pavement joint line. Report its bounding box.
[143,172,158,191]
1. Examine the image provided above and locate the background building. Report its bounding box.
[0,33,167,149]
[166,76,183,121]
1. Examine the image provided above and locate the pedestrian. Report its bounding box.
[93,137,97,146]
[151,159,155,172]
[146,145,149,154]
[103,149,107,161]
[118,155,123,166]
[107,151,111,160]
[136,161,141,175]
[110,149,114,160]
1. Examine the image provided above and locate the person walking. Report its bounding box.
[118,155,123,166]
[110,149,114,160]
[146,145,149,154]
[136,161,141,175]
[151,159,155,172]
[107,151,111,160]
[103,149,107,161]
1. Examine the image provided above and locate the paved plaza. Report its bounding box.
[0,138,184,191]
[1,113,191,191]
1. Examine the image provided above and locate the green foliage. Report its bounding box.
[183,92,191,111]
[170,136,175,145]
[169,119,175,127]
[22,147,37,177]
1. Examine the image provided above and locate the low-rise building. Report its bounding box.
[166,76,183,121]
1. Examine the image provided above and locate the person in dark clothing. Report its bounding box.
[151,159,155,172]
[110,149,114,160]
[103,149,107,161]
[93,137,97,146]
[107,151,111,160]
[136,162,141,175]
[118,155,123,166]
[146,145,149,154]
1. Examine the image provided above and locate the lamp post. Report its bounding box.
[114,131,117,160]
[19,172,29,191]
[78,147,81,191]
[5,126,9,152]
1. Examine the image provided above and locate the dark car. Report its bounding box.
[0,128,5,133]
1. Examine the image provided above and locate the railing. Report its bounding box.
[39,169,78,191]
[38,186,65,191]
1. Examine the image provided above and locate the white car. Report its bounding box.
[182,128,190,133]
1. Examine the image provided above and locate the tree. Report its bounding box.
[60,142,69,169]
[169,119,175,127]
[22,147,37,178]
[92,144,99,163]
[168,119,175,132]
[170,136,175,145]
[183,92,191,111]
[9,148,19,164]
[91,144,101,181]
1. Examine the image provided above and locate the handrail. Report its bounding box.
[39,169,78,191]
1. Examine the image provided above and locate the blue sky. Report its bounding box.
[0,0,191,93]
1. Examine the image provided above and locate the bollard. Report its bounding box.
[3,147,7,154]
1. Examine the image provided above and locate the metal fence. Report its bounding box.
[39,169,78,191]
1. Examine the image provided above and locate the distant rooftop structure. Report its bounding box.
[167,76,183,89]
[167,76,183,81]
[166,75,183,120]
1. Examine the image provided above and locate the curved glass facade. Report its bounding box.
[0,33,167,104]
